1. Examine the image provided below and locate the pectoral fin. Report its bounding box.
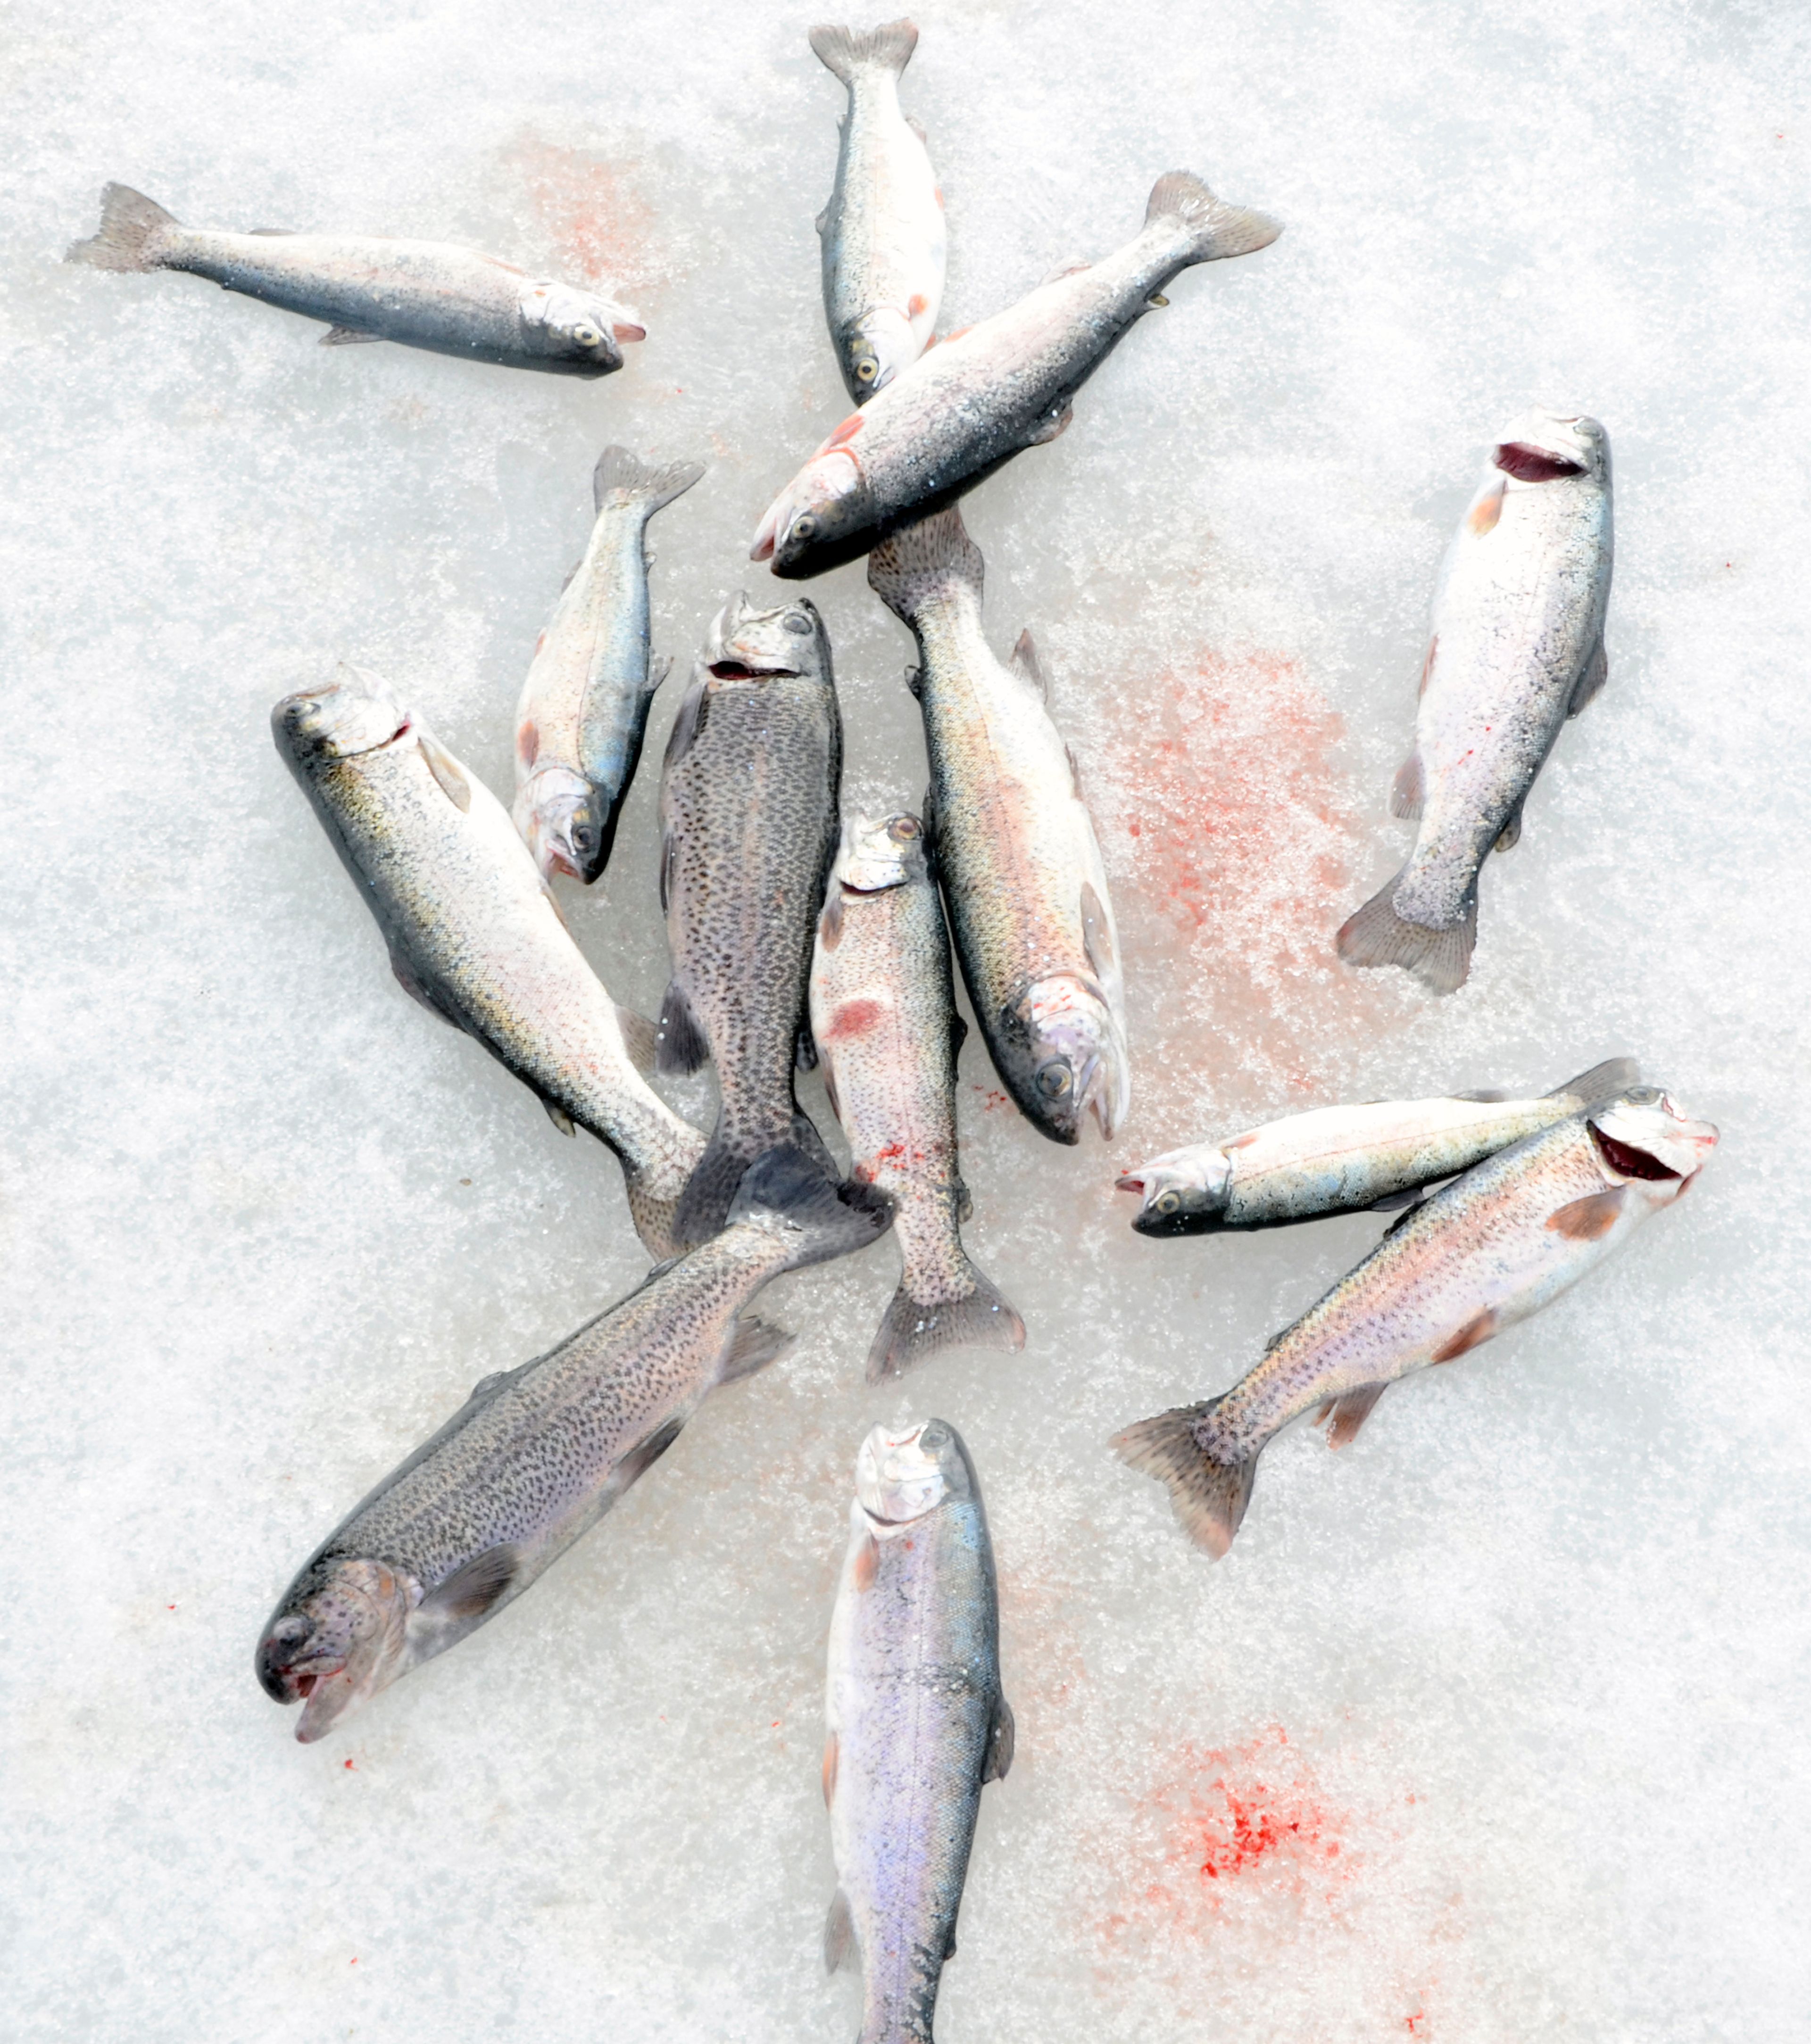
[1009,630,1048,697]
[983,1693,1016,1781]
[321,324,380,346]
[1024,401,1074,446]
[418,730,473,811]
[1568,637,1608,718]
[421,1545,519,1622]
[824,1889,854,1974]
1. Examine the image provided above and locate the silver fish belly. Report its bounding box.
[809,19,945,401]
[514,446,705,884]
[1338,410,1615,993]
[811,812,1024,1377]
[1115,1086,1718,1556]
[869,507,1128,1144]
[752,169,1279,575]
[67,183,641,374]
[1119,1056,1639,1235]
[272,671,704,1257]
[656,596,844,1246]
[256,1149,890,1741]
[824,1421,1013,2044]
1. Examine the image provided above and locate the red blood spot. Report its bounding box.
[1406,2014,1425,2035]
[349,1958,358,1967]
[343,1758,356,1771]
[166,1604,176,1612]
[873,1141,907,1165]
[823,997,883,1040]
[907,293,928,316]
[971,1086,1009,1112]
[771,1721,781,1729]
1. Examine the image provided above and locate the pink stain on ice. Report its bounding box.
[502,134,663,295]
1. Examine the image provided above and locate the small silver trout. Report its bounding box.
[1115,1086,1718,1556]
[1119,1056,1637,1235]
[657,596,844,1246]
[1338,409,1615,993]
[824,1420,1013,2043]
[67,182,642,373]
[810,812,1024,1376]
[256,1149,889,1741]
[809,19,945,401]
[751,169,1279,575]
[869,507,1128,1143]
[514,446,705,883]
[273,672,703,1258]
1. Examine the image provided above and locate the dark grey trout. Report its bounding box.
[273,671,703,1258]
[656,595,843,1246]
[824,1419,1013,2044]
[752,169,1279,575]
[514,446,705,884]
[67,182,642,373]
[256,1149,889,1742]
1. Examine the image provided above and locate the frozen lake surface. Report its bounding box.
[4,2,1808,2038]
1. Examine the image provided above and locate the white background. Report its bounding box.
[3,1,1805,2037]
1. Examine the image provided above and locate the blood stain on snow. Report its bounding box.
[501,134,662,296]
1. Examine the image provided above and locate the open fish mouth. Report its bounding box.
[1590,1125,1680,1180]
[856,1420,950,1524]
[1493,440,1587,483]
[707,659,798,680]
[276,677,413,759]
[1587,1092,1719,1182]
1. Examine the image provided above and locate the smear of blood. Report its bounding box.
[500,133,662,295]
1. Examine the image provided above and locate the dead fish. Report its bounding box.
[1118,1055,1638,1235]
[66,182,642,374]
[256,1147,890,1742]
[514,446,705,884]
[657,596,843,1245]
[751,169,1279,575]
[809,18,945,402]
[1337,410,1615,993]
[273,670,703,1257]
[811,812,1025,1376]
[869,507,1128,1144]
[1113,1084,1717,1557]
[823,1420,1013,2041]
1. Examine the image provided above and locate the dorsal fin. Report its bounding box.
[1009,630,1047,697]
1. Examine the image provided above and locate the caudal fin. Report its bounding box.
[593,446,706,517]
[66,182,181,271]
[1143,170,1281,264]
[728,1142,893,1271]
[867,505,983,625]
[1111,1397,1257,1558]
[808,20,918,83]
[1548,1056,1638,1104]
[1336,872,1476,996]
[866,1261,1025,1382]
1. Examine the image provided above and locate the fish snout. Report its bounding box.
[255,1614,339,1705]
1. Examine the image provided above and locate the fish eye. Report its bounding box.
[856,359,877,382]
[1155,1191,1181,1216]
[792,514,818,541]
[917,1422,949,1453]
[783,611,815,636]
[572,323,600,347]
[1626,1085,1663,1106]
[889,816,919,839]
[1035,1059,1072,1100]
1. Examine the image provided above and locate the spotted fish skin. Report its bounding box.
[1115,1088,1719,1556]
[869,507,1128,1144]
[1338,410,1614,994]
[272,671,703,1257]
[66,183,641,373]
[255,1149,889,1743]
[824,1421,1013,2044]
[657,596,844,1245]
[809,19,945,403]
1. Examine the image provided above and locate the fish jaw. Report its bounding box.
[514,766,605,884]
[273,669,411,762]
[1491,408,1610,488]
[705,591,832,682]
[1118,1143,1233,1235]
[255,1557,419,1744]
[1003,975,1130,1143]
[854,1417,972,1524]
[749,448,871,574]
[1587,1088,1719,1185]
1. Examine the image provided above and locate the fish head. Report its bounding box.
[855,1417,974,1526]
[517,765,606,883]
[749,441,873,575]
[1586,1085,1719,1200]
[836,811,927,894]
[1001,974,1130,1143]
[1116,1144,1234,1235]
[273,668,410,763]
[1491,409,1611,488]
[254,1556,418,1744]
[518,280,644,373]
[704,591,832,685]
[842,305,917,397]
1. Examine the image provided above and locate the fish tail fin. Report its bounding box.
[1549,1056,1638,1103]
[1335,872,1476,995]
[673,1115,764,1247]
[1111,1397,1256,1558]
[808,20,918,83]
[592,445,706,516]
[727,1142,893,1272]
[1144,170,1282,264]
[66,182,181,271]
[867,505,983,624]
[866,1260,1026,1382]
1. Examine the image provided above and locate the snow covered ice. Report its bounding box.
[3,2,1808,2038]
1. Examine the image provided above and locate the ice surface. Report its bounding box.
[3,2,1808,2038]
